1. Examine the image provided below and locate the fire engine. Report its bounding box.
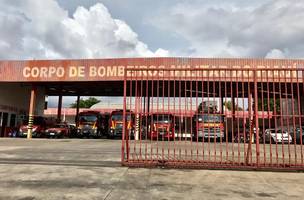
[148,113,175,140]
[76,111,108,138]
[108,110,134,139]
[193,101,225,140]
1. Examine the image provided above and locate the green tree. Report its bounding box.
[224,101,243,111]
[70,97,101,108]
[258,98,280,113]
[197,102,218,113]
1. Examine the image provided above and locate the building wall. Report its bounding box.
[0,83,45,134]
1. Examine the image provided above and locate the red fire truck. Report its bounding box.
[193,101,225,140]
[108,110,135,139]
[76,111,108,138]
[148,113,175,140]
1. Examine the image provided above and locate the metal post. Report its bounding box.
[27,85,36,139]
[122,68,127,163]
[246,85,252,165]
[254,70,260,166]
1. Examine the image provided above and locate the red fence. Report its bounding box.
[122,68,304,170]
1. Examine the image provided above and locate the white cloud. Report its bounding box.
[0,0,168,59]
[265,49,286,59]
[150,0,304,58]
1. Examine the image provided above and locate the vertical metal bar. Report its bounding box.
[207,71,211,162]
[190,70,193,161]
[231,70,235,164]
[246,69,252,165]
[195,69,199,162]
[201,70,205,162]
[145,72,148,161]
[290,69,297,166]
[184,73,187,161]
[27,85,36,139]
[279,70,285,166]
[300,69,304,165]
[219,71,223,164]
[167,69,171,161]
[296,69,303,166]
[273,70,279,167]
[224,69,228,163]
[260,71,266,166]
[150,69,154,161]
[241,70,246,164]
[236,71,240,165]
[161,69,165,162]
[133,74,138,160]
[266,69,272,166]
[254,69,260,167]
[285,69,292,166]
[179,70,182,160]
[173,70,176,162]
[139,70,144,160]
[122,68,127,163]
[213,70,217,163]
[156,69,160,160]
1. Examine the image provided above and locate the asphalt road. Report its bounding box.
[0,138,304,200]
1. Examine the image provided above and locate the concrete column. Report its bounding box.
[27,86,36,139]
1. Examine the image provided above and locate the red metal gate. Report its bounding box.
[122,67,304,170]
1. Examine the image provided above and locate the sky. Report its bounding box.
[1,0,304,60]
[1,0,303,107]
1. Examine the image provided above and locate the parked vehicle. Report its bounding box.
[289,127,304,144]
[76,111,108,138]
[148,113,175,140]
[45,123,71,138]
[18,116,54,138]
[108,110,134,139]
[193,114,224,141]
[263,129,292,143]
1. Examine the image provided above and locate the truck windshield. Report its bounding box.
[153,115,172,123]
[79,115,97,122]
[197,115,223,123]
[111,114,132,121]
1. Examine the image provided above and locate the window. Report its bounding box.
[10,114,16,127]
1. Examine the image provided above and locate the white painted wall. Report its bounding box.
[0,83,45,127]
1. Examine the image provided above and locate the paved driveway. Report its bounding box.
[0,138,303,200]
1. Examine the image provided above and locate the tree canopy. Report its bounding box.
[70,97,101,108]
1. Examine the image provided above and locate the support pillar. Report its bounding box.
[27,86,36,139]
[75,95,80,126]
[57,94,63,122]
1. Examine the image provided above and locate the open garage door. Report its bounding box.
[122,67,304,170]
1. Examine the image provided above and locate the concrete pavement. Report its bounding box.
[0,138,303,200]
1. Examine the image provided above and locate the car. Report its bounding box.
[289,127,304,144]
[45,123,71,138]
[263,129,292,144]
